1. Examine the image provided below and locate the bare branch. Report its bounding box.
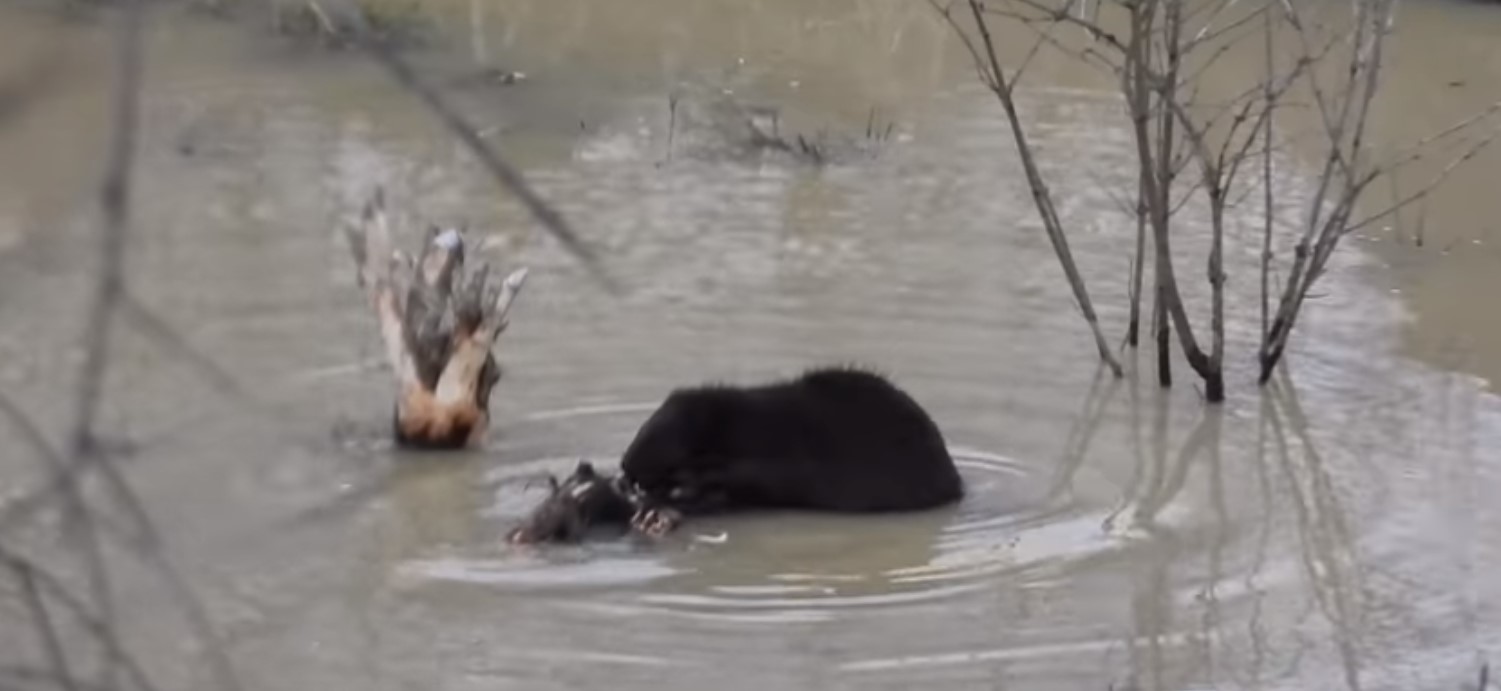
[73,0,146,469]
[996,0,1131,54]
[927,0,1003,91]
[988,1,1125,76]
[1009,2,1074,93]
[14,561,78,691]
[1377,99,1501,170]
[323,1,616,292]
[1344,131,1501,237]
[0,547,159,691]
[117,294,252,403]
[965,0,1124,376]
[0,5,250,691]
[929,0,1123,376]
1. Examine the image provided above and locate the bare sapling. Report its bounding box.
[344,188,529,449]
[932,0,1499,399]
[1257,0,1500,383]
[1093,0,1309,401]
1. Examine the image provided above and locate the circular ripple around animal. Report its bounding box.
[389,401,1132,620]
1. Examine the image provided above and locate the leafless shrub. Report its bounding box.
[932,0,1501,400]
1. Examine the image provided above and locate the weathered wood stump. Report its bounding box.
[344,188,529,449]
[506,461,683,545]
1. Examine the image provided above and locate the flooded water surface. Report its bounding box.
[1,2,1499,690]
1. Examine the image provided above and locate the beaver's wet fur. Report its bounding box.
[620,367,963,515]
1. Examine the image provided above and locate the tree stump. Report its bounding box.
[343,188,529,449]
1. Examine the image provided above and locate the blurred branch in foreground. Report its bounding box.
[312,0,618,293]
[0,2,244,690]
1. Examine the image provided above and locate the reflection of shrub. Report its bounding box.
[267,0,431,46]
[662,86,898,168]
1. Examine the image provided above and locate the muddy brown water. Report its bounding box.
[1,2,1499,690]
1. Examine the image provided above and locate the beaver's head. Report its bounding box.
[619,388,732,504]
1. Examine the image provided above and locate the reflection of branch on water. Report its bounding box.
[660,83,899,168]
[1104,366,1149,534]
[1265,373,1368,691]
[1138,408,1215,530]
[1198,406,1228,677]
[1106,387,1218,537]
[1241,385,1280,689]
[740,103,899,166]
[1121,404,1183,691]
[1046,364,1119,502]
[1103,378,1223,691]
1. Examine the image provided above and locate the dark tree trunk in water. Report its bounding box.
[1155,285,1172,388]
[344,188,529,449]
[1127,178,1147,349]
[1259,320,1290,385]
[1204,369,1224,403]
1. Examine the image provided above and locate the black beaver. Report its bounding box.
[619,367,963,515]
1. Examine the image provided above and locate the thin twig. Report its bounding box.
[14,561,79,691]
[0,547,160,691]
[1344,130,1501,237]
[1260,0,1275,341]
[45,4,246,690]
[74,0,146,459]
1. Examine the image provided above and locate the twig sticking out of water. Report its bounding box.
[665,92,678,163]
[864,105,895,144]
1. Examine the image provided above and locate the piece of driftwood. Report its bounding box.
[506,461,682,545]
[344,187,529,449]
